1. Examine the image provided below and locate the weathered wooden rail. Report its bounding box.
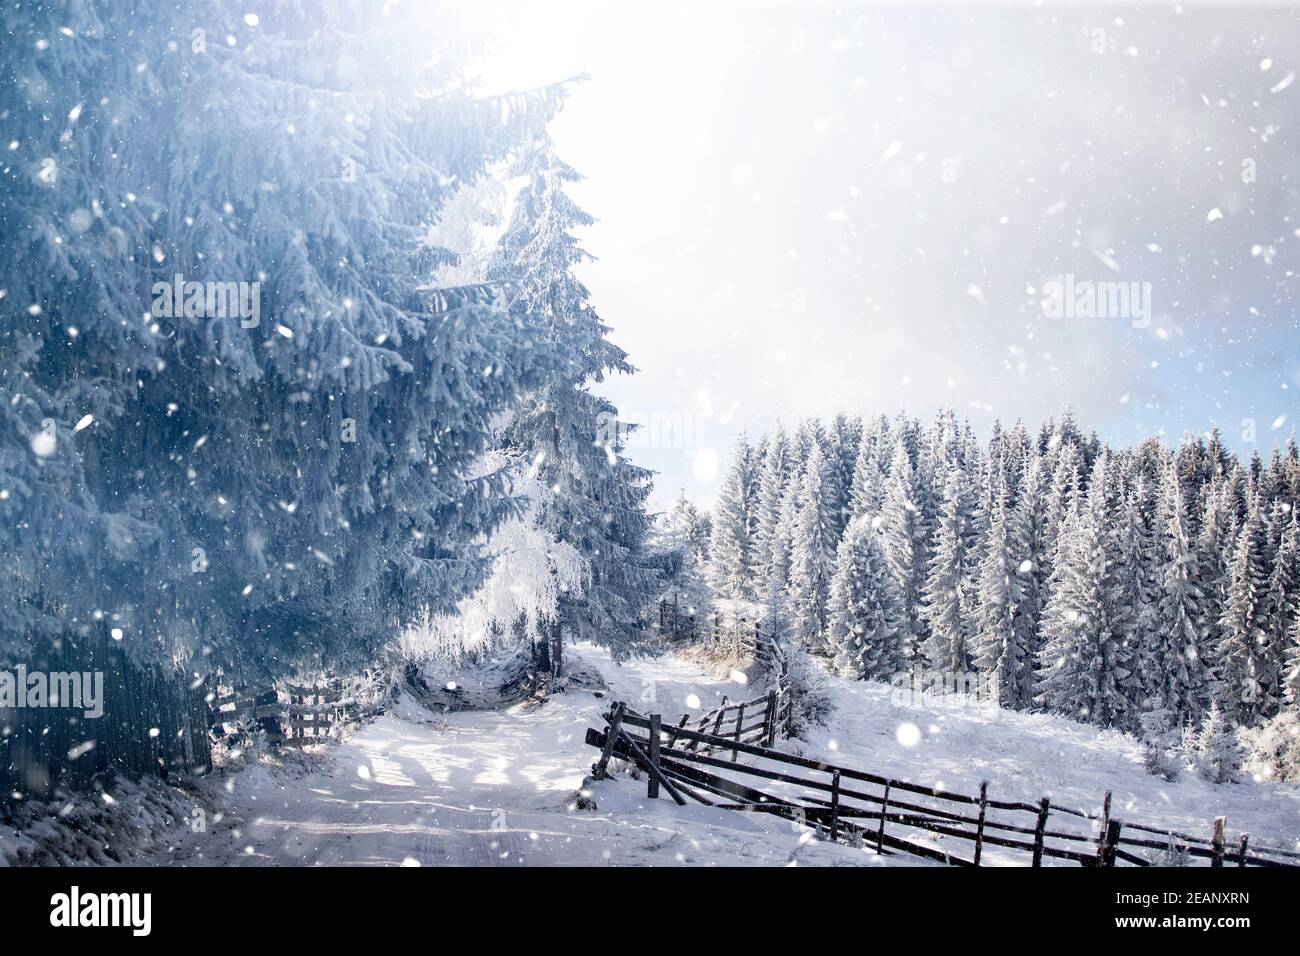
[586,705,1300,868]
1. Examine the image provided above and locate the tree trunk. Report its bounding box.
[551,619,563,677]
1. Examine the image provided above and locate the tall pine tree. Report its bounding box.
[493,136,659,663]
[828,517,907,680]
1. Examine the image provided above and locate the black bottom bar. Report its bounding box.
[2,864,1294,942]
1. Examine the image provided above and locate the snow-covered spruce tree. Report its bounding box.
[880,435,926,662]
[1152,464,1212,729]
[1194,700,1243,784]
[1218,499,1278,724]
[848,415,891,522]
[710,432,755,600]
[922,462,979,673]
[668,491,713,567]
[1035,461,1131,727]
[750,424,791,592]
[1262,505,1299,691]
[1112,483,1158,727]
[1127,462,1168,695]
[757,565,795,669]
[824,413,859,543]
[1195,473,1241,685]
[766,460,802,597]
[787,436,839,654]
[1286,614,1300,706]
[760,566,834,730]
[1007,453,1051,680]
[645,494,714,636]
[0,1,570,682]
[492,135,659,665]
[1043,441,1083,558]
[1002,420,1032,506]
[1139,701,1183,781]
[973,481,1030,708]
[828,516,907,680]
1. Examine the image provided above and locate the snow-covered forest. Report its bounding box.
[1,0,1298,881]
[701,412,1300,779]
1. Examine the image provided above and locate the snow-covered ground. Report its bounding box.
[794,678,1300,864]
[140,644,1300,867]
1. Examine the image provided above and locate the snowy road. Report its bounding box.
[146,644,1300,867]
[150,644,862,867]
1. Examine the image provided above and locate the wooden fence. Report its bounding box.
[281,681,345,747]
[208,676,373,748]
[2,647,380,802]
[658,680,793,759]
[586,705,1300,868]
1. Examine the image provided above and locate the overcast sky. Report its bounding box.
[478,1,1300,508]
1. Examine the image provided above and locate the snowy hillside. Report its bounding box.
[141,644,1299,867]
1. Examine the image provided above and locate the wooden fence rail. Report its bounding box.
[586,704,1300,868]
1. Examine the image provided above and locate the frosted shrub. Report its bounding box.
[784,647,835,735]
[1182,702,1243,784]
[1145,837,1192,867]
[1240,708,1300,783]
[1138,702,1182,781]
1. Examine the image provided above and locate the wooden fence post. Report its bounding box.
[648,714,661,799]
[829,771,842,843]
[876,783,890,855]
[710,697,729,740]
[764,690,778,747]
[1237,833,1249,867]
[973,781,989,866]
[733,703,745,762]
[1094,790,1112,865]
[591,702,626,779]
[1101,820,1121,868]
[1032,798,1051,867]
[1211,816,1226,867]
[614,729,687,806]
